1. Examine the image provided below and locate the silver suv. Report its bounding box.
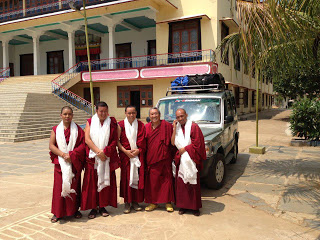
[157,85,239,189]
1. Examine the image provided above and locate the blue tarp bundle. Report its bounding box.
[171,76,189,91]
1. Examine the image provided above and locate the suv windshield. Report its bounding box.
[158,98,221,123]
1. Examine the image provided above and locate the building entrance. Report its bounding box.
[20,54,33,76]
[130,91,141,118]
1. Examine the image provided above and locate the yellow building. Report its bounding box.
[0,0,273,120]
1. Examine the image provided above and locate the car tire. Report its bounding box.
[230,140,238,164]
[205,153,226,190]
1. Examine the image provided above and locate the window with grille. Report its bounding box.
[221,22,229,65]
[117,85,153,108]
[169,19,201,54]
[234,86,240,108]
[243,88,248,108]
[252,90,255,106]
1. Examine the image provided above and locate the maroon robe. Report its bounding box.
[174,122,206,210]
[118,120,146,203]
[81,117,120,210]
[145,120,175,204]
[50,124,85,218]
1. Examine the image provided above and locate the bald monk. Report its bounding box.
[117,105,146,213]
[144,107,175,212]
[49,106,85,223]
[172,108,206,216]
[81,101,120,219]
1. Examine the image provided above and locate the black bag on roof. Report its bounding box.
[187,73,225,90]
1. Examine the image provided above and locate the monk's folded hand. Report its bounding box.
[131,149,140,157]
[97,151,107,161]
[62,153,71,163]
[125,150,135,159]
[179,148,186,155]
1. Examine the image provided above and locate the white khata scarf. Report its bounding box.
[174,120,198,185]
[56,121,78,198]
[89,114,111,192]
[124,118,141,189]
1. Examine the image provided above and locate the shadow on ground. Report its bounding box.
[201,153,251,198]
[245,109,290,121]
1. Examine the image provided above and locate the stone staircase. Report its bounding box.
[0,75,90,142]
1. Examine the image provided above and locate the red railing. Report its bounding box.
[51,62,93,114]
[0,67,10,83]
[79,49,215,71]
[51,49,216,114]
[0,0,120,23]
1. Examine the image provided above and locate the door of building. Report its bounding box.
[130,91,141,118]
[20,54,34,76]
[84,87,100,105]
[116,43,132,69]
[47,51,64,74]
[147,40,156,66]
[9,63,14,76]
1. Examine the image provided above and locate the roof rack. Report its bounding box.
[166,84,224,96]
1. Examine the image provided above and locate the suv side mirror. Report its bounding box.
[146,117,151,123]
[224,115,234,124]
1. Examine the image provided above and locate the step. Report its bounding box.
[0,116,88,124]
[0,133,51,142]
[0,77,89,142]
[0,129,52,138]
[0,111,89,117]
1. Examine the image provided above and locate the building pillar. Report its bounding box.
[23,0,26,16]
[2,40,9,69]
[68,30,76,69]
[108,24,115,69]
[33,35,40,75]
[239,87,244,114]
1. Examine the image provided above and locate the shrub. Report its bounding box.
[290,98,320,140]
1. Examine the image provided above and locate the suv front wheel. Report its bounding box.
[205,153,226,189]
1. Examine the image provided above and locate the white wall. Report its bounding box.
[13,39,69,76]
[7,27,155,76]
[100,27,156,60]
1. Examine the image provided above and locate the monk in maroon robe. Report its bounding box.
[145,107,175,212]
[117,105,146,213]
[49,106,85,223]
[81,102,120,219]
[172,108,206,216]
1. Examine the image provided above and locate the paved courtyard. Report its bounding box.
[0,109,319,239]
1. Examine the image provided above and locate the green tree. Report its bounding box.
[218,0,320,99]
[217,0,320,147]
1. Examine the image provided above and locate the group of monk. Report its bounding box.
[49,101,206,223]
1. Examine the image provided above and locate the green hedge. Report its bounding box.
[290,98,320,140]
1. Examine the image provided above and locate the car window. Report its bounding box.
[158,98,221,123]
[231,96,237,115]
[227,99,234,117]
[224,99,232,117]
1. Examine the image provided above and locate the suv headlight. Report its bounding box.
[205,142,213,158]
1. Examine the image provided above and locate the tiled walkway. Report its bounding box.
[0,139,319,240]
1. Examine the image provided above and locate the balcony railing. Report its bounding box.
[51,49,215,114]
[0,0,120,23]
[0,67,10,83]
[78,49,216,72]
[52,62,93,114]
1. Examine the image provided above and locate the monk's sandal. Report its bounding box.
[145,203,158,211]
[165,203,174,213]
[51,215,59,223]
[123,203,131,214]
[132,202,142,211]
[99,207,109,217]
